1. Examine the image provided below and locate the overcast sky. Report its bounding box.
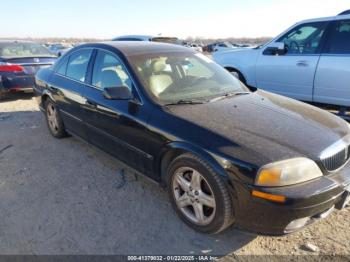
[1,0,349,39]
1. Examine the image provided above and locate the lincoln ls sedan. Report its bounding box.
[34,42,350,235]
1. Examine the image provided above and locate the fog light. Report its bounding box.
[284,217,310,233]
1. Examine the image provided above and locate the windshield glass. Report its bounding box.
[128,51,249,104]
[0,42,53,58]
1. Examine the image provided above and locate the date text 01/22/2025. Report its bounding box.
[127,255,219,261]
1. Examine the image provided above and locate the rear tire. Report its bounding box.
[44,99,67,138]
[166,153,235,234]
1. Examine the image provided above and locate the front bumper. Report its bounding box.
[232,163,350,235]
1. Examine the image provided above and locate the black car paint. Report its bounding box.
[34,42,350,235]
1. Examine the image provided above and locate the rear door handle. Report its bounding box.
[296,60,309,67]
[85,99,97,108]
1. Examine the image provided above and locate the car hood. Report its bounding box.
[167,90,350,167]
[213,47,258,60]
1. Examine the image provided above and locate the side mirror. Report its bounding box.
[103,86,133,100]
[263,42,286,56]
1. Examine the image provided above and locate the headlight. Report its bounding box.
[256,158,323,187]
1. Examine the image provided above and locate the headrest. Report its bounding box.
[152,60,167,73]
[100,70,123,89]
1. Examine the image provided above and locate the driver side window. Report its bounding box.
[277,22,328,54]
[92,51,133,91]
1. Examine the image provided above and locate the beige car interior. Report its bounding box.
[94,65,131,89]
[148,59,174,97]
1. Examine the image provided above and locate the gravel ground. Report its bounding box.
[0,94,349,258]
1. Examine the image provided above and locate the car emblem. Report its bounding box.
[34,58,40,63]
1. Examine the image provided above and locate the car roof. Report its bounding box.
[112,35,179,41]
[80,41,193,56]
[113,35,153,41]
[297,12,350,24]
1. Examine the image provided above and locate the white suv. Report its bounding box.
[213,10,350,116]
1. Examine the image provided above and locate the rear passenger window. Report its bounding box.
[327,20,350,54]
[56,56,69,75]
[92,51,132,90]
[66,49,92,82]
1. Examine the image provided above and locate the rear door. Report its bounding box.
[314,19,350,106]
[49,49,93,140]
[255,21,329,102]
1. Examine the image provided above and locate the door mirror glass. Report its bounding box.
[263,42,286,56]
[103,86,133,100]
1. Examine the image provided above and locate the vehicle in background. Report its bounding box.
[230,42,252,48]
[202,43,216,53]
[48,43,72,57]
[213,10,350,120]
[112,35,179,44]
[183,42,203,52]
[203,42,245,53]
[212,42,236,52]
[0,40,56,99]
[35,41,350,235]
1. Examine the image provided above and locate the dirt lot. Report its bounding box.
[0,94,349,258]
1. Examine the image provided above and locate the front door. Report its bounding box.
[256,21,328,102]
[82,50,154,175]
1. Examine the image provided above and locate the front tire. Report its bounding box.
[45,99,67,138]
[166,153,235,234]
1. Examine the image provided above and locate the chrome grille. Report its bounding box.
[321,144,350,172]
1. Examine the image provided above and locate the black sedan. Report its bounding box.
[0,41,56,99]
[34,42,350,235]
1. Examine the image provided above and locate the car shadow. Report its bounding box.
[0,110,256,256]
[0,92,34,103]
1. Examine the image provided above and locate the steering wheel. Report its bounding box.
[188,76,207,86]
[289,41,300,53]
[159,76,207,96]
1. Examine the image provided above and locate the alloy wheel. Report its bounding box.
[172,167,216,226]
[47,103,59,134]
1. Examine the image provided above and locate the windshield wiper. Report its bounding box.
[164,99,206,106]
[210,92,250,102]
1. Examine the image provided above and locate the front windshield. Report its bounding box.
[128,51,249,104]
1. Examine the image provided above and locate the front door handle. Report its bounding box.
[48,86,58,92]
[296,60,309,67]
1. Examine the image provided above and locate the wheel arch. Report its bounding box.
[158,141,230,187]
[41,90,55,109]
[224,66,247,83]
